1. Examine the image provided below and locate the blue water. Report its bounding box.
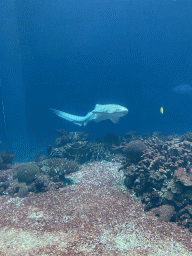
[0,0,192,161]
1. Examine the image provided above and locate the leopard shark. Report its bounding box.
[51,104,128,126]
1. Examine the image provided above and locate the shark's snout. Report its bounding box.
[122,107,128,114]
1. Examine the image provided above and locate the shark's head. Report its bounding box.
[107,104,128,117]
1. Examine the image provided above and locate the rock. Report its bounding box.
[153,205,175,222]
[174,167,192,187]
[17,183,29,197]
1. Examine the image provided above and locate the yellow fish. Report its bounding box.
[160,107,163,114]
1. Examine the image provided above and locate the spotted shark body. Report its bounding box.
[51,104,128,126]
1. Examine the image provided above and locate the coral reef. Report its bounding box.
[120,136,192,232]
[48,130,114,163]
[2,129,192,233]
[55,129,92,147]
[0,157,79,197]
[0,130,116,197]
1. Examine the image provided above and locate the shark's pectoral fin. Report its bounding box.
[73,122,83,126]
[110,118,120,124]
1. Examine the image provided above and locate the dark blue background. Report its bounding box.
[0,0,192,161]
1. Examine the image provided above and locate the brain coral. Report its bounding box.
[17,163,40,183]
[126,140,148,163]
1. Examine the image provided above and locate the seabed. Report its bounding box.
[0,161,191,255]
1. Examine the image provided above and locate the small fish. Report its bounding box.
[160,107,163,114]
[172,84,192,95]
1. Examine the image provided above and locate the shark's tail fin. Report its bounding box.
[51,108,69,120]
[50,108,91,126]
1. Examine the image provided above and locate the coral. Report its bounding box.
[125,140,148,163]
[41,158,79,180]
[0,150,15,170]
[34,154,47,162]
[0,157,79,197]
[55,130,92,147]
[120,136,192,232]
[0,150,15,164]
[177,205,192,231]
[47,130,118,164]
[174,167,192,187]
[181,132,192,142]
[17,163,40,183]
[48,141,113,164]
[55,129,71,147]
[48,141,91,163]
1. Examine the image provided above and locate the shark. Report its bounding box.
[51,104,128,126]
